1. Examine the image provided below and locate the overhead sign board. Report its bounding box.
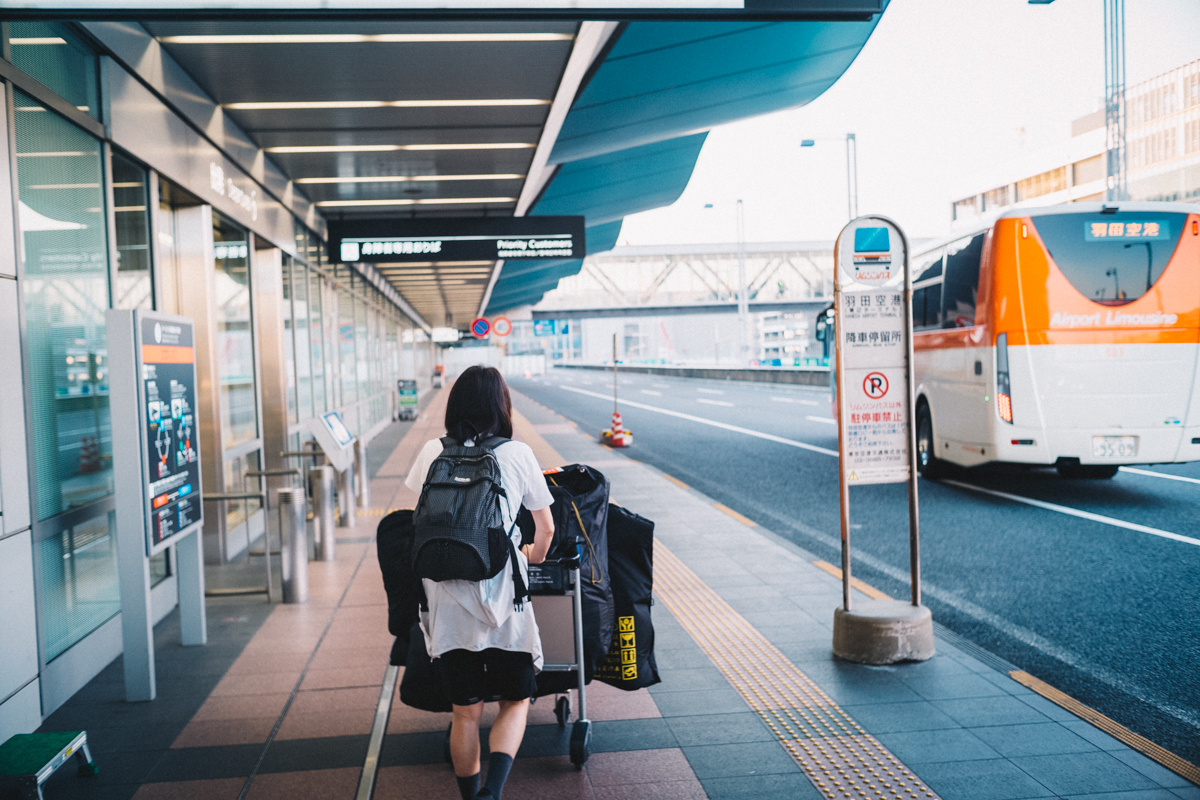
[1,2,882,20]
[329,217,585,264]
[835,220,911,486]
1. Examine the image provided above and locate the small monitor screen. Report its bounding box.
[322,412,355,447]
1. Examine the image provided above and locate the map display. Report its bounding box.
[140,316,202,550]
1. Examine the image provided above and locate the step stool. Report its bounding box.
[0,731,97,800]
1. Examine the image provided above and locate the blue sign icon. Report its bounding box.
[854,227,890,253]
[471,317,491,337]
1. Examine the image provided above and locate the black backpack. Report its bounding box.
[412,436,528,607]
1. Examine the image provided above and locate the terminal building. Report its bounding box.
[0,13,885,742]
[950,57,1200,224]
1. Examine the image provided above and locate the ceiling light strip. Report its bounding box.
[159,33,573,45]
[266,143,534,154]
[227,99,549,110]
[316,197,515,207]
[296,173,524,185]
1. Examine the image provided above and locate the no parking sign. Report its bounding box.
[471,317,491,338]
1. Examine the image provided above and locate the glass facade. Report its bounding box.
[213,216,258,447]
[3,28,423,678]
[112,153,152,311]
[14,90,112,520]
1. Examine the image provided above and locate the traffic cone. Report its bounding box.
[602,411,632,448]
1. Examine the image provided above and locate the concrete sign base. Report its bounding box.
[832,599,935,665]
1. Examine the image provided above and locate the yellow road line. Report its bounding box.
[713,503,756,527]
[661,473,690,490]
[1010,671,1200,785]
[811,560,894,601]
[655,543,939,799]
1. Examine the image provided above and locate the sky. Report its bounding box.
[616,0,1200,247]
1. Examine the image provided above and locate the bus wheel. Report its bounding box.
[1056,462,1119,479]
[916,403,943,479]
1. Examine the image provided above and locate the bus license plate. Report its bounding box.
[1092,435,1137,459]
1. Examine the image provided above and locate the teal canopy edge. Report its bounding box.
[484,11,885,315]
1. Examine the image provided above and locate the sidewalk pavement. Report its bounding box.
[30,385,1198,800]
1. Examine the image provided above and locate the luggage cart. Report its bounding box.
[439,547,592,769]
[529,547,592,768]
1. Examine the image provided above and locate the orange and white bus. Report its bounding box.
[912,202,1200,479]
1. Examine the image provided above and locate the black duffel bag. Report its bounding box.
[595,503,660,691]
[518,464,614,686]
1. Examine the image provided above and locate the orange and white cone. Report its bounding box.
[603,411,632,447]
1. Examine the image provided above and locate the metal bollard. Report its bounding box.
[354,439,370,510]
[339,465,357,528]
[310,465,336,562]
[277,487,309,604]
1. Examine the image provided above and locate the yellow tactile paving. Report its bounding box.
[655,544,940,800]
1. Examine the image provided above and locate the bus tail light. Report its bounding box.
[996,332,1013,424]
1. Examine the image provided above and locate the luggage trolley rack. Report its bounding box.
[529,545,592,768]
[438,544,593,769]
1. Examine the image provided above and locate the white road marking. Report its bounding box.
[771,396,819,406]
[557,384,838,457]
[653,384,670,389]
[1119,466,1200,486]
[943,479,1200,547]
[806,416,838,425]
[696,388,725,395]
[641,389,663,396]
[697,398,734,407]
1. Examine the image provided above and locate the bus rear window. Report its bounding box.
[1030,212,1187,305]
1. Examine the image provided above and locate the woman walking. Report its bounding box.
[405,366,555,800]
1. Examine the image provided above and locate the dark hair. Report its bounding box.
[444,365,513,443]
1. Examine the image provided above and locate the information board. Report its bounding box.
[139,316,203,553]
[329,217,585,264]
[835,219,911,486]
[310,411,356,472]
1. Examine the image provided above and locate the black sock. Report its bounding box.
[455,773,479,800]
[484,752,515,800]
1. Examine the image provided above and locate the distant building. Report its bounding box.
[952,58,1200,223]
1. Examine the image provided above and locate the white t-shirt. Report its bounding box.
[404,437,555,670]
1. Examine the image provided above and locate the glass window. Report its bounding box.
[1031,212,1187,306]
[309,270,327,415]
[283,257,297,424]
[356,293,369,403]
[293,262,313,422]
[14,90,112,520]
[9,22,99,119]
[223,451,261,531]
[213,216,258,445]
[914,251,943,282]
[943,234,984,328]
[112,153,152,310]
[924,283,942,329]
[912,287,926,330]
[339,282,357,405]
[39,510,119,661]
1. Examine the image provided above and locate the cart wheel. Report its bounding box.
[443,723,453,765]
[569,719,591,768]
[555,696,571,728]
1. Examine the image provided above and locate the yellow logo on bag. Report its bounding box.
[619,617,635,632]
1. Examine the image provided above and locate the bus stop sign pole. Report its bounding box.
[830,216,934,665]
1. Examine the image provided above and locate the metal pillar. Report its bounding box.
[735,199,750,364]
[278,488,309,604]
[311,465,336,562]
[1105,0,1126,202]
[845,133,859,220]
[354,438,370,510]
[339,465,357,528]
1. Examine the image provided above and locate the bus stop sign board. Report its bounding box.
[835,220,911,486]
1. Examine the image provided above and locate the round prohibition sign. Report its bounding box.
[863,371,889,399]
[491,316,512,337]
[471,317,491,338]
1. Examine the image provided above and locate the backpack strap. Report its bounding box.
[439,436,457,448]
[480,435,510,450]
[507,518,529,611]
